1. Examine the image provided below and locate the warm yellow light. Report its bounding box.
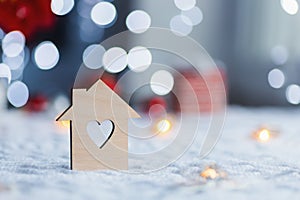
[56,120,70,130]
[200,166,227,180]
[252,128,272,142]
[61,120,70,128]
[258,129,270,142]
[201,167,218,179]
[156,119,172,134]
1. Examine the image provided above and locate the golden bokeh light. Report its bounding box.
[55,119,70,131]
[252,127,278,142]
[200,167,218,179]
[155,119,172,135]
[200,166,227,180]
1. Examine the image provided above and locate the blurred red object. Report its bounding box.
[26,94,48,112]
[0,0,55,39]
[174,68,227,113]
[147,97,167,116]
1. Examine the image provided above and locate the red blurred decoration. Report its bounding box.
[146,97,167,116]
[25,94,48,112]
[0,0,55,39]
[101,74,117,91]
[174,68,227,113]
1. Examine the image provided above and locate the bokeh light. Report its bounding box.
[181,6,203,26]
[270,45,288,65]
[34,41,60,70]
[83,44,106,69]
[150,70,174,96]
[174,0,196,11]
[51,0,75,16]
[155,119,172,135]
[200,167,218,179]
[79,18,105,43]
[126,10,151,34]
[2,31,25,57]
[91,2,117,27]
[53,94,70,115]
[7,81,29,108]
[170,15,193,36]
[0,63,12,84]
[128,46,152,72]
[257,129,271,142]
[103,47,127,73]
[2,54,24,71]
[281,0,299,15]
[286,84,300,104]
[268,68,285,89]
[0,28,4,40]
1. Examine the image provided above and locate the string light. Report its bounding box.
[200,165,227,180]
[252,127,279,142]
[58,120,70,129]
[154,119,172,136]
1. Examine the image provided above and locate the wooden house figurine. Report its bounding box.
[57,79,140,170]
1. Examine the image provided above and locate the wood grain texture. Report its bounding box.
[57,79,140,171]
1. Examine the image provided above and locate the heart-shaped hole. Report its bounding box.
[86,120,115,148]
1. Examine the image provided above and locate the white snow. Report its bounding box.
[1,107,300,199]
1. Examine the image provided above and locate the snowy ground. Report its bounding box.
[1,107,300,199]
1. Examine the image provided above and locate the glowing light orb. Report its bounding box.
[174,0,196,11]
[252,127,280,142]
[281,0,299,15]
[150,70,174,96]
[170,15,193,36]
[60,120,70,128]
[51,0,75,16]
[91,2,117,26]
[83,44,106,69]
[0,63,12,84]
[128,46,152,72]
[258,129,271,142]
[7,81,29,108]
[34,41,60,70]
[286,84,300,104]
[2,31,25,57]
[201,167,218,179]
[126,10,151,34]
[270,45,288,65]
[156,119,172,134]
[181,6,203,26]
[268,68,285,89]
[103,47,127,73]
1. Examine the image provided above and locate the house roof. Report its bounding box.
[56,79,140,121]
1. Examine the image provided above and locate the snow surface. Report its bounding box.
[1,107,300,199]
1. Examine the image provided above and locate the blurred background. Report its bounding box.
[0,0,300,114]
